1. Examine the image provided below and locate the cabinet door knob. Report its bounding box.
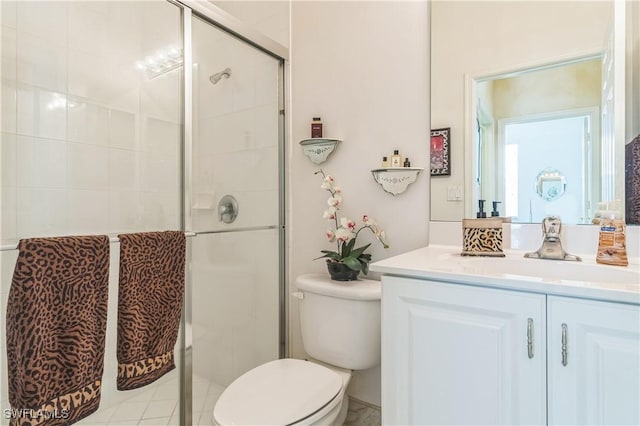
[527,318,534,359]
[561,323,568,366]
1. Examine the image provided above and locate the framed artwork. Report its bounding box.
[430,127,450,176]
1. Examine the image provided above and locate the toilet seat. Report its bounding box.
[213,358,343,425]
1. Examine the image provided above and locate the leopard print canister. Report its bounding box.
[116,231,185,390]
[461,218,506,257]
[6,236,110,426]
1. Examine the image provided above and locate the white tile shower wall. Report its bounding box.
[0,0,182,245]
[0,0,183,422]
[1,80,17,133]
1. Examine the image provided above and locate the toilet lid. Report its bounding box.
[213,358,342,425]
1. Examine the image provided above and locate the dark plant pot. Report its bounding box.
[326,260,360,281]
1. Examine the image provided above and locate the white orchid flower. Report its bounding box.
[340,217,356,231]
[326,230,336,242]
[323,206,337,220]
[327,195,342,207]
[363,215,377,226]
[335,227,354,242]
[375,229,389,248]
[321,175,335,189]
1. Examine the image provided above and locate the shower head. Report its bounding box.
[210,67,232,85]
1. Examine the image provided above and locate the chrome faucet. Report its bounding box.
[524,216,582,261]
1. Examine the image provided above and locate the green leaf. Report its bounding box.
[341,238,356,257]
[342,256,362,271]
[314,250,341,261]
[350,243,371,258]
[361,262,370,275]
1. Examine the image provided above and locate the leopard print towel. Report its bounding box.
[6,236,110,426]
[116,231,185,390]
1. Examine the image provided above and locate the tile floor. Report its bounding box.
[77,374,223,426]
[74,375,381,426]
[344,399,382,426]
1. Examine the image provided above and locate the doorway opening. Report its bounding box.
[499,109,598,223]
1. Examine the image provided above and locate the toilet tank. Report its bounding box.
[295,274,381,370]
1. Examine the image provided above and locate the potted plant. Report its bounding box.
[314,170,389,281]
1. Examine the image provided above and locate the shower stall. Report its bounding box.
[0,1,286,425]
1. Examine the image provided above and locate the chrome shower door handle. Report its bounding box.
[218,195,238,224]
[527,318,534,359]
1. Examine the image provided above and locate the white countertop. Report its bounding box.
[370,245,640,305]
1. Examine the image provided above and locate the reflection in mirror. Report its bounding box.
[429,0,627,224]
[478,58,601,224]
[534,168,566,202]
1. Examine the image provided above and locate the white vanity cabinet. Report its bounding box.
[382,276,547,425]
[547,296,640,426]
[382,276,640,425]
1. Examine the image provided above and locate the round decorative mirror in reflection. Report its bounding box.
[535,168,567,201]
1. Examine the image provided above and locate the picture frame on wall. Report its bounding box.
[430,127,450,176]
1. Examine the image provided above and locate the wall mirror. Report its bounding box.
[430,0,627,224]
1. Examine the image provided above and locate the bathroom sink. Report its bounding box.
[436,251,640,286]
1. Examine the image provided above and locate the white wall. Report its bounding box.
[212,0,290,49]
[290,1,430,406]
[431,0,612,221]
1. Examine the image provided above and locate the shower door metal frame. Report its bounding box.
[173,1,289,424]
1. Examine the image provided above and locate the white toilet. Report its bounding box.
[212,273,381,425]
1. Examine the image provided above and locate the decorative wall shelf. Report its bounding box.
[371,167,424,196]
[299,138,342,164]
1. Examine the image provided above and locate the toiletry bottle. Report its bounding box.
[382,156,390,168]
[592,202,606,224]
[311,117,323,138]
[477,200,487,218]
[403,158,411,167]
[596,209,628,266]
[491,201,501,217]
[390,150,402,167]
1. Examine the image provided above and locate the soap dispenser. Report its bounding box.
[491,201,501,217]
[477,200,487,218]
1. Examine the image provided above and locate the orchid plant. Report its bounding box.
[315,170,389,275]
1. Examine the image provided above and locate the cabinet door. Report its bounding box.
[382,276,546,425]
[548,296,640,425]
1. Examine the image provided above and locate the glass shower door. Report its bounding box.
[1,1,184,425]
[188,15,283,426]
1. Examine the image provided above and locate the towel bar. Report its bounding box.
[0,231,197,252]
